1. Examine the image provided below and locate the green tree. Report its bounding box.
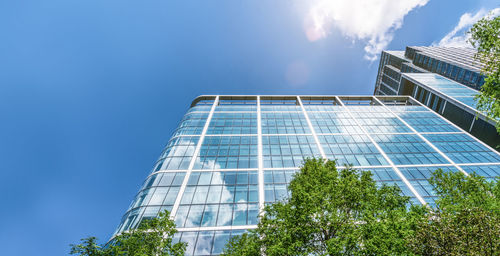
[408,169,500,255]
[222,159,423,255]
[70,237,104,256]
[469,13,500,132]
[70,210,186,256]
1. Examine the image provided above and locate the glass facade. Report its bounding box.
[408,47,485,90]
[405,73,478,108]
[374,47,500,148]
[113,95,500,255]
[375,47,484,97]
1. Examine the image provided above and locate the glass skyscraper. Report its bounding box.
[112,95,500,255]
[374,46,500,147]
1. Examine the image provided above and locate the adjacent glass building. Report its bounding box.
[374,46,500,147]
[112,95,500,255]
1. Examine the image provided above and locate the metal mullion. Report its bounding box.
[302,111,346,113]
[259,133,314,136]
[458,162,500,166]
[297,96,327,160]
[144,168,261,182]
[419,132,464,135]
[396,64,404,95]
[185,111,212,114]
[212,111,257,113]
[177,225,258,232]
[426,92,432,106]
[203,132,317,138]
[190,168,259,172]
[259,111,303,113]
[372,96,469,176]
[316,132,416,136]
[380,82,398,94]
[383,73,400,84]
[204,134,257,137]
[259,163,491,170]
[469,117,476,132]
[257,96,265,215]
[336,96,427,206]
[149,167,259,174]
[170,96,219,218]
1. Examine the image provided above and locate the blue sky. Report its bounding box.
[0,1,498,255]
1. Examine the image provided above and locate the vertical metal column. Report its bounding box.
[170,96,220,217]
[256,96,265,214]
[297,96,327,160]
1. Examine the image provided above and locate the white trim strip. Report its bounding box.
[383,71,401,84]
[145,162,500,178]
[257,96,265,215]
[170,96,220,218]
[204,134,258,137]
[177,225,258,232]
[380,81,398,94]
[211,111,258,113]
[297,96,327,159]
[397,67,404,95]
[458,162,500,166]
[426,92,432,106]
[169,131,464,140]
[441,101,447,114]
[469,117,476,132]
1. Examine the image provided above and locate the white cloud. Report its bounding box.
[303,0,428,61]
[435,7,500,48]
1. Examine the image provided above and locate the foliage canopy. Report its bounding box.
[469,13,500,132]
[408,169,500,255]
[223,159,500,256]
[223,159,423,255]
[71,161,500,255]
[70,210,185,256]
